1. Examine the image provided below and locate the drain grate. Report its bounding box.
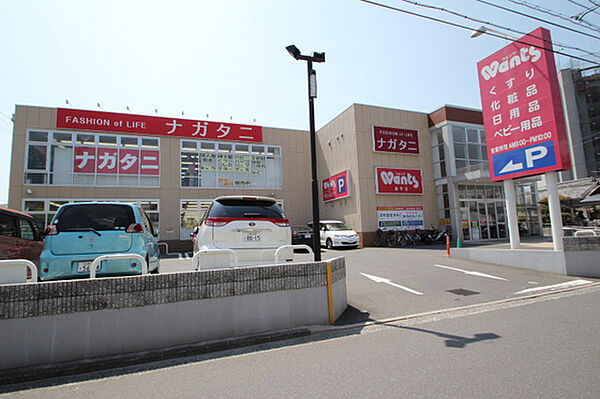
[447,288,480,296]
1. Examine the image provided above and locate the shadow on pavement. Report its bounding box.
[335,305,373,325]
[388,324,501,348]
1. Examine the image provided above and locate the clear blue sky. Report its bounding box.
[1,0,597,204]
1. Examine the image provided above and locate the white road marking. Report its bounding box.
[514,279,591,295]
[434,264,509,281]
[360,273,424,295]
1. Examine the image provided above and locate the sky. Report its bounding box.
[1,0,598,204]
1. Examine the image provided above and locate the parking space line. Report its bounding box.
[513,279,591,295]
[434,264,509,281]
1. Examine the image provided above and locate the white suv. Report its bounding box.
[310,220,360,249]
[192,196,291,266]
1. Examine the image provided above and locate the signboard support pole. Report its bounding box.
[503,179,521,249]
[545,171,564,251]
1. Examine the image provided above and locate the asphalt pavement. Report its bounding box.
[4,283,599,398]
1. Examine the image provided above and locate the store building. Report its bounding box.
[8,105,311,252]
[315,104,542,246]
[8,104,543,250]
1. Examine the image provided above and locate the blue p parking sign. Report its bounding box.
[492,141,557,178]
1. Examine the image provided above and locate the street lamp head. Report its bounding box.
[286,45,301,60]
[311,52,325,63]
[470,26,487,39]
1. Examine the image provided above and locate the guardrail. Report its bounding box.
[89,254,147,279]
[192,249,239,270]
[275,245,315,262]
[0,259,38,284]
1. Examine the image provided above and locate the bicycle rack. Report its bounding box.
[0,259,38,284]
[192,248,239,271]
[89,254,147,279]
[274,245,315,262]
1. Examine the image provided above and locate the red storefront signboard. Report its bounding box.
[322,171,350,202]
[74,147,160,175]
[372,126,419,154]
[57,108,263,143]
[375,167,423,194]
[477,27,570,181]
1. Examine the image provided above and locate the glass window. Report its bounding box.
[27,145,47,170]
[468,144,480,160]
[181,140,281,189]
[479,130,486,143]
[0,213,18,237]
[142,138,159,148]
[24,201,45,212]
[18,219,35,240]
[53,133,72,143]
[182,141,197,150]
[121,137,138,147]
[99,135,118,146]
[28,131,48,142]
[452,127,465,143]
[454,143,466,158]
[467,129,479,143]
[76,134,95,145]
[26,133,160,187]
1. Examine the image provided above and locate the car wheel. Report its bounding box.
[326,238,333,249]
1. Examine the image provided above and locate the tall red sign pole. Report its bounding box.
[477,28,570,250]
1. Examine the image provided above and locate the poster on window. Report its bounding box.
[73,146,160,176]
[375,167,423,195]
[377,206,424,231]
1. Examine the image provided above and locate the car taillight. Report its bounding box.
[292,233,299,237]
[44,225,58,235]
[126,223,144,233]
[273,218,290,227]
[205,217,232,227]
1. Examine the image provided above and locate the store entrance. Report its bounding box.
[460,199,507,241]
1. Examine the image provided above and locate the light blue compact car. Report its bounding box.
[39,202,160,281]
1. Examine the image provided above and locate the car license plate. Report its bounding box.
[77,261,101,272]
[304,234,311,238]
[243,232,261,242]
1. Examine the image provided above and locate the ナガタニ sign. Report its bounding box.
[372,126,419,154]
[477,27,570,181]
[57,108,263,143]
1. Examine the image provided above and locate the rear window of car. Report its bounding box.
[209,199,285,219]
[54,204,136,232]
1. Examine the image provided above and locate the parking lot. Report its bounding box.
[159,246,596,324]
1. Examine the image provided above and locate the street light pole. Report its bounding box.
[286,45,325,261]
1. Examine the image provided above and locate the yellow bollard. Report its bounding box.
[326,262,335,325]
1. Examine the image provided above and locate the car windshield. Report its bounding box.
[325,222,351,231]
[53,204,135,232]
[209,199,285,219]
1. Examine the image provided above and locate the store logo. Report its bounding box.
[380,171,420,189]
[480,46,541,81]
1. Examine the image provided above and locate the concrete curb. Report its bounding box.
[2,280,598,387]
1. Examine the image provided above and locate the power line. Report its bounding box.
[501,0,600,33]
[396,0,600,61]
[359,0,599,65]
[476,0,600,41]
[567,0,600,16]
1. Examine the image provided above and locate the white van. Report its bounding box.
[309,220,360,249]
[192,196,291,266]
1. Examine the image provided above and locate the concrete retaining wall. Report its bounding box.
[0,258,346,371]
[451,237,600,277]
